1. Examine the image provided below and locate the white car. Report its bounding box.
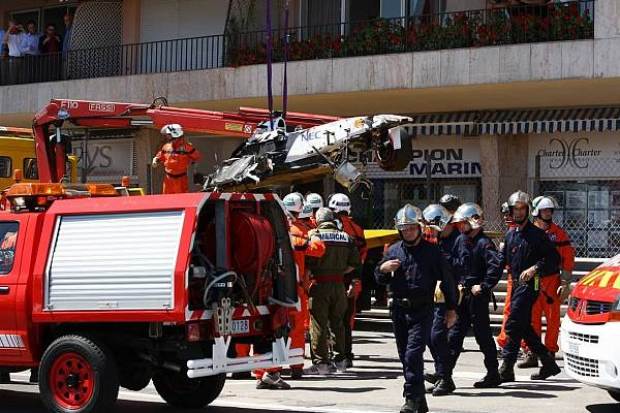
[560,254,620,403]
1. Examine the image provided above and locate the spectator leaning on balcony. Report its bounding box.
[3,20,25,57]
[21,21,40,56]
[62,13,73,52]
[40,24,61,54]
[2,20,25,84]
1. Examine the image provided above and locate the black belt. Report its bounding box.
[390,297,431,310]
[165,171,187,178]
[461,285,497,311]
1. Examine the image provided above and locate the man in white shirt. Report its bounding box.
[2,20,26,84]
[3,20,25,57]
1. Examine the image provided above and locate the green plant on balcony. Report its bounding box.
[227,1,594,67]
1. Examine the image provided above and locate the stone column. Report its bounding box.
[134,128,164,194]
[595,0,620,39]
[479,134,529,225]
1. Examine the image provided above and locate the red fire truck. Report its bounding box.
[0,99,351,413]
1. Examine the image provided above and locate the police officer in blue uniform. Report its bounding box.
[447,203,503,388]
[499,191,562,382]
[375,204,458,413]
[421,204,461,396]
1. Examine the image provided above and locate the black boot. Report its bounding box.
[29,368,38,383]
[423,372,440,385]
[499,360,515,383]
[400,397,429,413]
[231,371,253,380]
[531,352,561,380]
[432,377,456,396]
[0,370,9,383]
[517,352,538,368]
[473,371,502,388]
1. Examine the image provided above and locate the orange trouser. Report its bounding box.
[288,287,308,369]
[234,343,280,379]
[162,175,188,194]
[496,276,513,349]
[526,275,561,353]
[243,289,308,378]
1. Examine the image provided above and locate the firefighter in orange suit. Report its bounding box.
[517,196,575,368]
[298,202,317,334]
[152,124,201,194]
[328,193,367,368]
[283,192,326,378]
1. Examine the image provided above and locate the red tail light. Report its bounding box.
[186,322,208,342]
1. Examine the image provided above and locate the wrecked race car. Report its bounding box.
[203,114,414,192]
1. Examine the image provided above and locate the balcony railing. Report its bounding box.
[0,0,594,86]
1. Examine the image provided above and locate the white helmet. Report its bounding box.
[328,193,351,214]
[161,124,184,139]
[452,202,485,229]
[306,193,324,210]
[282,192,304,214]
[532,195,559,217]
[422,204,451,231]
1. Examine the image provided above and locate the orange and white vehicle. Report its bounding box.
[560,255,620,404]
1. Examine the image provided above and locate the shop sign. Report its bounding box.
[71,138,134,179]
[362,135,481,179]
[529,133,620,179]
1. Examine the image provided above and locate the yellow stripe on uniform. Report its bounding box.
[613,273,620,290]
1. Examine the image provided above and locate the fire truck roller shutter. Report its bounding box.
[45,211,185,311]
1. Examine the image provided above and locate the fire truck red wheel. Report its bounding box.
[39,335,119,413]
[153,370,226,409]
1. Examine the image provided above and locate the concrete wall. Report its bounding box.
[479,134,529,224]
[139,0,229,42]
[595,0,620,39]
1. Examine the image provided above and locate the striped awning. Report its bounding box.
[405,107,620,136]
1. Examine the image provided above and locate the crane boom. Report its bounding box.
[32,99,339,183]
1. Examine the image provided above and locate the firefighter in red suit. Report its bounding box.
[152,124,201,194]
[328,193,367,368]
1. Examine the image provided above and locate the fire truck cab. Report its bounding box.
[0,183,301,413]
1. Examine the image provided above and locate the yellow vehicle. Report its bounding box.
[0,127,39,190]
[0,127,136,192]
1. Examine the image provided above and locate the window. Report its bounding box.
[381,0,404,18]
[0,222,19,275]
[23,158,38,180]
[42,5,78,40]
[10,9,40,29]
[0,157,12,178]
[10,4,77,39]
